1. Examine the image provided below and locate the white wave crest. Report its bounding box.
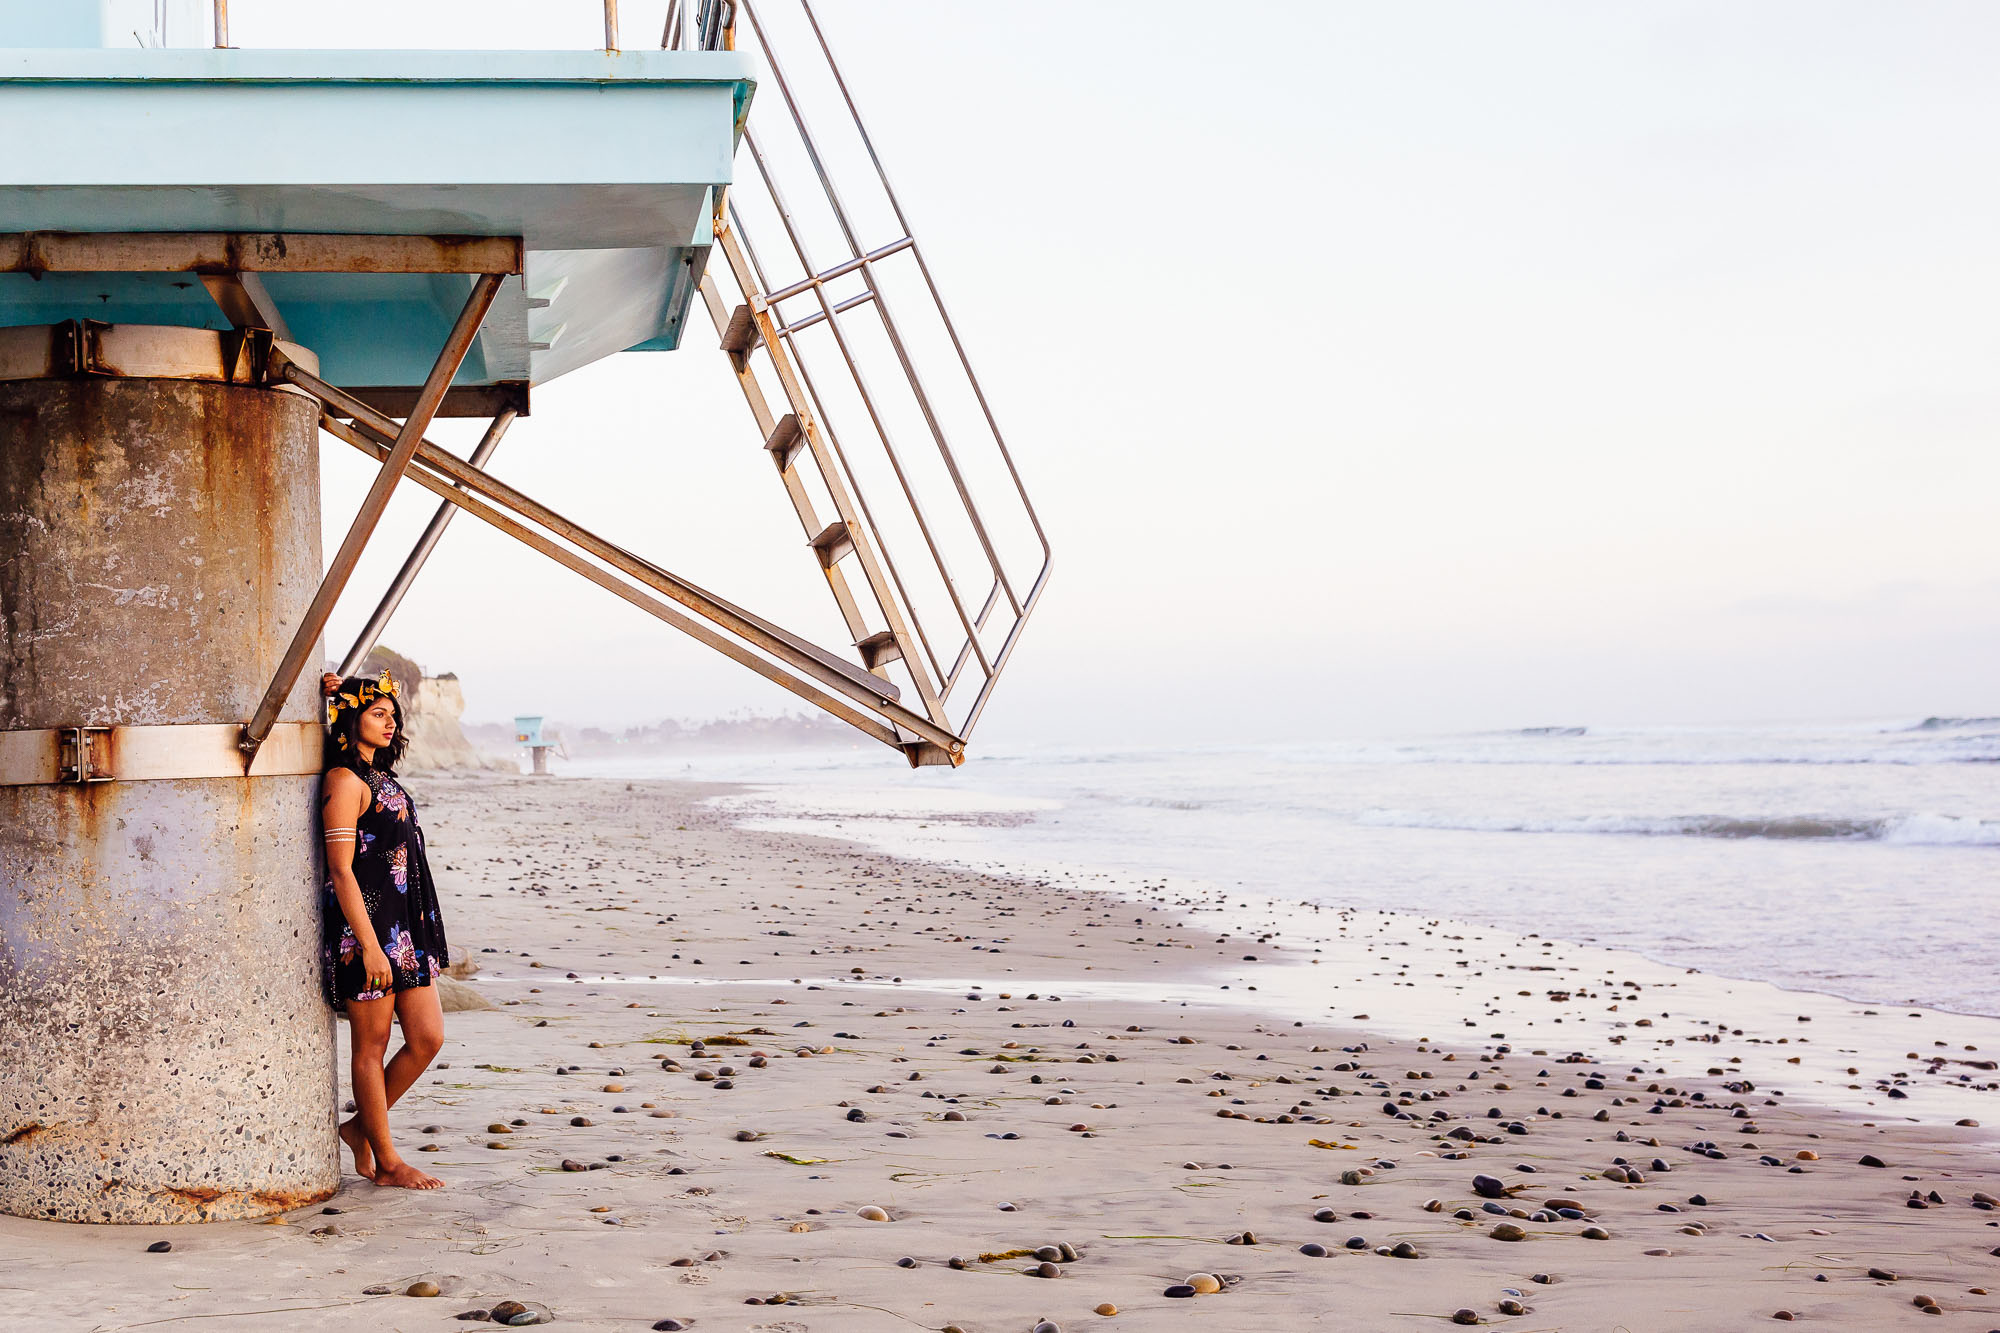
[1357,809,2000,846]
[1879,813,2000,846]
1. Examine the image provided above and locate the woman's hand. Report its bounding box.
[321,672,343,697]
[361,945,393,993]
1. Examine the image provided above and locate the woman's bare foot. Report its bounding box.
[372,1159,444,1190]
[338,1118,375,1181]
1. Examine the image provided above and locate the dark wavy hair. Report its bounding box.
[324,676,408,778]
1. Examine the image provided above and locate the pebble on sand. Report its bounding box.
[1187,1273,1222,1294]
[856,1205,891,1221]
[145,1241,171,1253]
[1094,1303,1118,1315]
[406,1281,441,1298]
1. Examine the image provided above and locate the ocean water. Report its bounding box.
[561,717,2000,1018]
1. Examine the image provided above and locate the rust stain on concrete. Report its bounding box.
[0,375,337,1225]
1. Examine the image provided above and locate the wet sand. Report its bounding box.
[5,773,1998,1331]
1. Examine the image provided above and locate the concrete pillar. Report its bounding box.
[0,372,338,1222]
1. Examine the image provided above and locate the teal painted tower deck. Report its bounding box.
[0,46,755,401]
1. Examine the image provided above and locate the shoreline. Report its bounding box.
[670,727,2000,1021]
[718,792,2000,1128]
[5,771,1997,1331]
[739,802,2000,1024]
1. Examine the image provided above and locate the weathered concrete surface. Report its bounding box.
[0,377,339,1223]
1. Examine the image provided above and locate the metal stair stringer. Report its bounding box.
[698,220,955,764]
[672,0,1054,769]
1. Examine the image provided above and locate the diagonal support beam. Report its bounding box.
[240,271,504,759]
[315,412,911,755]
[338,407,517,676]
[280,360,966,760]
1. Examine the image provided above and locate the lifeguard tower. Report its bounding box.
[514,714,558,775]
[0,0,1049,1223]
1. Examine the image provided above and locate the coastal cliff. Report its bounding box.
[354,646,513,773]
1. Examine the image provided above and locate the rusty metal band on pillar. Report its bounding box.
[240,271,505,760]
[0,722,323,787]
[338,407,518,676]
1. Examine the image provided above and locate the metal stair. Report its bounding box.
[671,0,1053,766]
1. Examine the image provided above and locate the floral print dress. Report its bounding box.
[320,768,450,1004]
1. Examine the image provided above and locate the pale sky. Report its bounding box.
[243,1,2000,745]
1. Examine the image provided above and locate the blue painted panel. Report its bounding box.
[513,716,544,747]
[0,49,753,388]
[0,0,208,49]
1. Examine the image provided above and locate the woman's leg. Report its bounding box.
[342,989,441,1190]
[337,984,444,1179]
[365,983,445,1190]
[383,982,445,1109]
[339,993,395,1181]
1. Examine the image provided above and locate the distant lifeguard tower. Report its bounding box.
[514,715,557,775]
[0,0,1049,1223]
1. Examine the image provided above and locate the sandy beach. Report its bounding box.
[5,771,1997,1332]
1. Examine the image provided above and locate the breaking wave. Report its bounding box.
[1356,809,2000,846]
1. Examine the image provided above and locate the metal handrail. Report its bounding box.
[665,0,735,53]
[686,0,1054,746]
